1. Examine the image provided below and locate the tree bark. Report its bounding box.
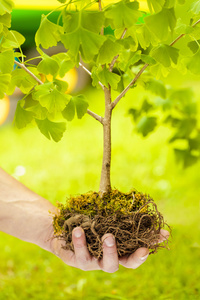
[99,86,112,196]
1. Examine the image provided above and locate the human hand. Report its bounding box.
[50,227,170,273]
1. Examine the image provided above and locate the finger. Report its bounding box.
[119,247,149,269]
[100,234,119,273]
[72,227,100,271]
[159,229,170,243]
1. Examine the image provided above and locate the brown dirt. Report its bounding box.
[53,189,169,259]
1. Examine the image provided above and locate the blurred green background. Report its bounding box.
[0,77,200,299]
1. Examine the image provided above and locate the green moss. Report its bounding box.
[54,189,153,234]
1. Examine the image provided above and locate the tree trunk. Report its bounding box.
[99,87,112,196]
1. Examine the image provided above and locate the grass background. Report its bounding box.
[0,79,200,299]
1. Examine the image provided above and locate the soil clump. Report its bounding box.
[53,189,169,259]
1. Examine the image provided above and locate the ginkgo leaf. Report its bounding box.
[14,100,35,129]
[1,30,25,48]
[0,0,14,15]
[105,1,141,29]
[0,73,11,98]
[0,13,11,27]
[0,49,14,73]
[136,116,157,137]
[52,53,75,78]
[147,0,165,13]
[33,83,70,113]
[35,15,64,49]
[73,94,89,119]
[62,98,75,121]
[7,67,40,94]
[61,28,105,63]
[145,8,176,40]
[37,53,59,75]
[190,0,200,14]
[151,44,179,67]
[36,118,66,142]
[62,94,89,120]
[97,38,122,64]
[145,79,167,98]
[92,66,120,90]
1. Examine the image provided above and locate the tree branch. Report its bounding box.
[112,18,200,110]
[14,60,43,85]
[79,62,104,89]
[111,63,149,109]
[87,109,103,124]
[109,28,127,72]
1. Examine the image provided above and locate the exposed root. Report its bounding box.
[53,190,169,259]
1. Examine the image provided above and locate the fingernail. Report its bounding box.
[140,254,149,261]
[104,236,115,247]
[73,228,82,238]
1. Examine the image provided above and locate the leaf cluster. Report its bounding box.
[129,81,200,167]
[1,0,200,165]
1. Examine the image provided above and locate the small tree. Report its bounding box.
[1,0,200,257]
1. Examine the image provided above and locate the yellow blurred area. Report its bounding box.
[14,0,148,10]
[45,68,78,94]
[0,96,10,125]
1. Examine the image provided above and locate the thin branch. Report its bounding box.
[111,64,149,109]
[112,18,200,110]
[79,62,104,89]
[109,28,127,72]
[14,60,43,85]
[98,0,104,35]
[87,109,103,124]
[170,19,200,47]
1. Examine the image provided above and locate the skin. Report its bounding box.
[0,167,169,273]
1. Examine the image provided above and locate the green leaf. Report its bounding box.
[7,67,40,94]
[187,40,200,54]
[190,0,200,14]
[187,49,200,74]
[0,13,11,27]
[1,30,25,48]
[151,44,179,67]
[0,73,11,98]
[57,0,67,2]
[33,83,70,113]
[97,38,122,64]
[169,118,197,142]
[62,94,89,120]
[37,53,59,76]
[61,27,105,63]
[35,15,64,49]
[0,49,14,73]
[14,100,35,129]
[62,98,75,121]
[92,67,120,90]
[61,10,105,62]
[145,8,176,40]
[105,1,141,29]
[174,149,198,167]
[147,0,165,13]
[0,0,14,15]
[136,25,155,50]
[52,53,75,78]
[140,98,153,113]
[145,79,166,98]
[136,116,157,137]
[36,118,66,142]
[26,101,48,120]
[73,94,89,119]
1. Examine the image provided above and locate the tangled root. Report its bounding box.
[53,190,169,259]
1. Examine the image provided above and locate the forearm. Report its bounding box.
[0,168,57,252]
